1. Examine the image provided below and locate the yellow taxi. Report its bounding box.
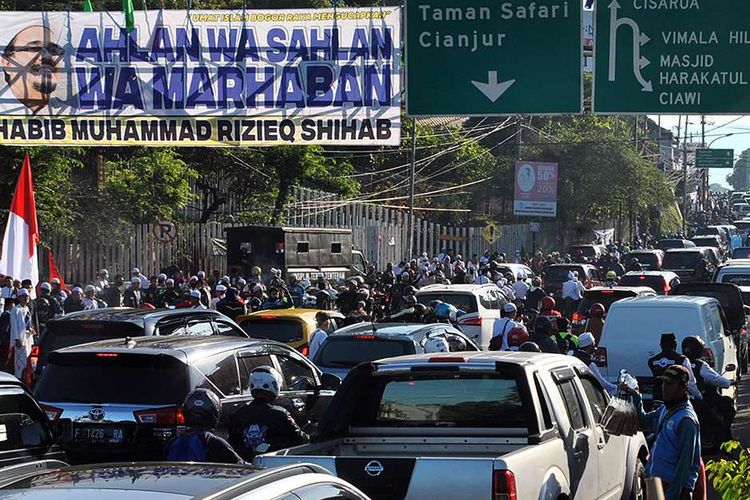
[235,309,343,356]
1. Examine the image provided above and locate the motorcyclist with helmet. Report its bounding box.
[584,303,606,344]
[539,296,561,317]
[552,317,579,354]
[228,366,309,462]
[573,333,617,396]
[682,336,735,445]
[627,258,643,273]
[165,388,244,463]
[604,271,618,287]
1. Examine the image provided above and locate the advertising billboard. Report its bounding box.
[514,161,558,217]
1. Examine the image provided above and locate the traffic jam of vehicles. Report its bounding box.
[0,211,745,500]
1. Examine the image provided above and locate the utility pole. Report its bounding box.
[682,115,689,235]
[407,119,416,259]
[701,115,707,210]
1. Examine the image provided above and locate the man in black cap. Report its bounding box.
[647,333,702,402]
[623,365,701,500]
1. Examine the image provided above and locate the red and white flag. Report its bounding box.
[0,153,39,289]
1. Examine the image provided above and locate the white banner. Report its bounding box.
[0,8,401,145]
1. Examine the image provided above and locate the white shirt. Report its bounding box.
[309,328,328,361]
[474,274,490,285]
[512,281,529,300]
[492,317,526,351]
[561,279,585,300]
[209,296,224,310]
[82,297,99,310]
[10,305,33,352]
[588,361,617,396]
[697,361,732,389]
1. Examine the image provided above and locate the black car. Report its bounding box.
[36,308,248,377]
[34,336,340,463]
[0,462,371,499]
[571,286,657,334]
[655,239,696,251]
[622,249,664,271]
[662,248,715,283]
[0,372,66,472]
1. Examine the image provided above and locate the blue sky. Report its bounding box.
[648,116,750,189]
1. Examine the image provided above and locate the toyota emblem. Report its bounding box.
[364,460,384,477]
[88,408,105,421]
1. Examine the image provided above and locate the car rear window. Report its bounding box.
[35,353,189,405]
[719,273,750,287]
[240,319,304,343]
[41,321,145,356]
[657,240,685,250]
[315,337,413,368]
[416,293,478,314]
[691,238,720,248]
[618,275,666,293]
[578,290,637,314]
[545,267,581,283]
[663,252,701,269]
[365,374,527,428]
[624,253,660,270]
[571,246,597,258]
[733,248,750,259]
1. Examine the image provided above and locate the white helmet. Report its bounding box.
[249,366,283,398]
[424,337,450,353]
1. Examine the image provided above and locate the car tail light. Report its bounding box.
[299,345,310,357]
[594,347,608,367]
[493,470,517,500]
[95,353,119,358]
[258,315,277,319]
[29,345,40,372]
[428,356,466,363]
[601,289,614,294]
[41,404,63,421]
[134,406,183,425]
[354,335,378,340]
[572,312,585,323]
[703,348,715,368]
[459,316,482,327]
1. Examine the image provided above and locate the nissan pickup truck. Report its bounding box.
[256,352,648,500]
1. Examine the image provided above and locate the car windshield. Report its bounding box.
[733,248,750,259]
[663,253,702,269]
[720,274,750,287]
[315,337,413,368]
[618,275,666,294]
[34,353,189,405]
[691,238,719,248]
[416,293,478,314]
[577,290,637,314]
[241,319,304,343]
[358,374,527,428]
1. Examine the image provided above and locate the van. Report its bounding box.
[597,296,738,401]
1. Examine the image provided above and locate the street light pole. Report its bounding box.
[682,116,689,235]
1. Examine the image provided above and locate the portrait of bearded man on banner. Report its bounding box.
[1,23,64,114]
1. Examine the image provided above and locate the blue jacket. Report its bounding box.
[636,395,700,499]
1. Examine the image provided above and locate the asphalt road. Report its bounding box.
[706,375,750,499]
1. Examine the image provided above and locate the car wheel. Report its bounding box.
[629,461,645,500]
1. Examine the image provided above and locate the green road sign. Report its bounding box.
[696,149,734,169]
[406,0,582,116]
[594,0,750,114]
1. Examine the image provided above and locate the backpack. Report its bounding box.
[166,433,207,462]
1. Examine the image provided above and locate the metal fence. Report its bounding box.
[44,188,544,284]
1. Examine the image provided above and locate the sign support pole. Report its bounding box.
[682,115,689,235]
[408,120,416,259]
[701,115,707,208]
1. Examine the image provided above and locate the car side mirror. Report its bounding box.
[320,372,342,391]
[726,364,737,372]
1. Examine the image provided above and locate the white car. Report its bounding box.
[715,261,750,287]
[597,295,738,400]
[416,284,505,349]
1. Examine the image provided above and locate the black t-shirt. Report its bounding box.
[228,400,309,462]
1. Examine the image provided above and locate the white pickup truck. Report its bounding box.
[256,352,648,500]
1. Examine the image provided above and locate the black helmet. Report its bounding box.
[533,316,552,336]
[404,295,418,306]
[404,285,418,296]
[520,341,541,352]
[182,388,221,428]
[682,336,705,360]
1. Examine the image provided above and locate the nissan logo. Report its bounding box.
[364,460,384,477]
[88,408,105,421]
